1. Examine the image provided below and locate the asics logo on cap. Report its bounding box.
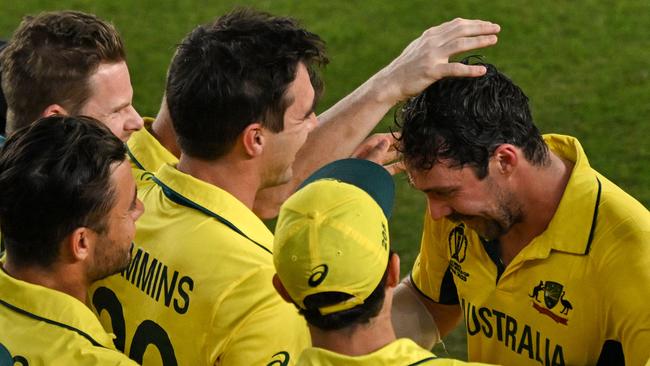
[308,264,329,287]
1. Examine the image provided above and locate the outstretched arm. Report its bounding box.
[254,18,501,218]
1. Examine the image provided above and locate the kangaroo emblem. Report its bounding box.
[529,280,544,302]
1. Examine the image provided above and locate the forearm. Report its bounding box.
[314,68,400,158]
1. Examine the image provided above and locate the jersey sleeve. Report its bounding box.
[598,228,650,365]
[411,212,458,304]
[211,266,309,366]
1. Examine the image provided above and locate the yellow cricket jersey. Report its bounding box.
[0,268,138,365]
[297,338,492,365]
[126,117,178,184]
[411,135,650,366]
[90,163,310,366]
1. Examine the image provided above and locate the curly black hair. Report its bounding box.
[395,60,548,179]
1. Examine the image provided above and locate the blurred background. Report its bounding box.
[3,0,649,359]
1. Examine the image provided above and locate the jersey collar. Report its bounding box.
[153,163,274,252]
[298,338,436,365]
[0,267,116,349]
[126,117,179,172]
[527,134,602,257]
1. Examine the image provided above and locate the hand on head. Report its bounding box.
[379,18,500,104]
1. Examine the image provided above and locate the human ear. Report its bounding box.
[42,104,70,118]
[241,123,264,157]
[66,227,93,262]
[272,274,295,304]
[492,144,518,176]
[386,253,401,289]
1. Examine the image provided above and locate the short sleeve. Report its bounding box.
[411,211,458,304]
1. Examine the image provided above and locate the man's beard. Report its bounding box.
[90,240,133,281]
[448,190,523,240]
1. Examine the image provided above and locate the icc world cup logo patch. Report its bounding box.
[448,224,470,281]
[449,223,468,263]
[529,280,573,325]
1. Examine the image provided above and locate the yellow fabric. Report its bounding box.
[297,338,491,365]
[126,117,178,184]
[0,268,137,365]
[274,179,390,315]
[412,134,650,365]
[90,163,310,366]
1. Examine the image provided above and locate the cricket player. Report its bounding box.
[0,115,143,365]
[392,61,650,365]
[0,11,143,141]
[90,9,324,365]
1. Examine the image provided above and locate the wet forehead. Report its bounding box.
[406,162,471,192]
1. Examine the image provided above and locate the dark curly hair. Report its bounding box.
[166,8,328,160]
[395,61,548,179]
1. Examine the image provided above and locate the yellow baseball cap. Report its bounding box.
[273,158,394,315]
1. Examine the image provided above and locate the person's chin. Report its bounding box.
[466,219,504,240]
[117,243,134,272]
[265,168,293,188]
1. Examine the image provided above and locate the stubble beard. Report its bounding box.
[449,190,523,241]
[90,239,133,281]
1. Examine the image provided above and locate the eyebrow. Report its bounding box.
[422,186,459,196]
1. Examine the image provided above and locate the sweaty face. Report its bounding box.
[78,61,143,141]
[90,161,144,281]
[408,160,523,240]
[260,63,318,188]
